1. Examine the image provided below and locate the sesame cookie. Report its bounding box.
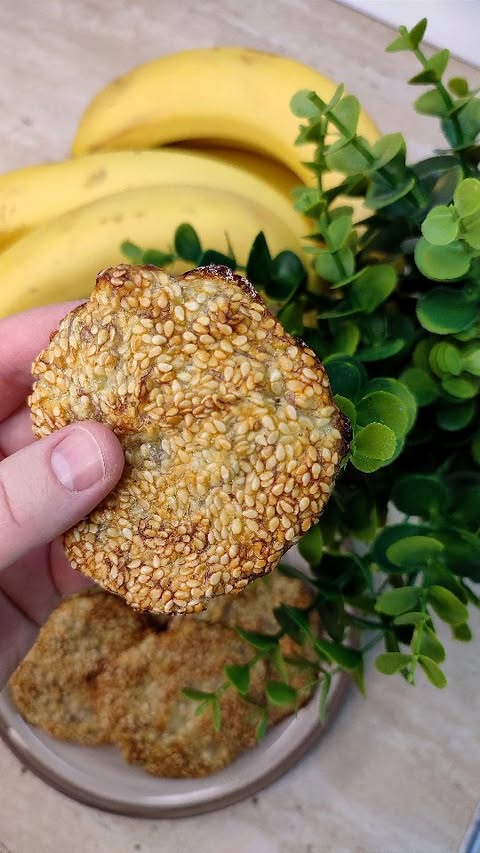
[29,264,349,613]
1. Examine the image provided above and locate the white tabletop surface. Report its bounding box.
[0,1,479,851]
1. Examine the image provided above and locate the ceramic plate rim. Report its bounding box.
[0,674,351,818]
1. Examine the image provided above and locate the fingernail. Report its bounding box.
[51,429,106,492]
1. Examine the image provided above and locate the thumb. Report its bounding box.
[0,422,124,571]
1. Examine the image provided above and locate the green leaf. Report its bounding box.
[414,90,449,118]
[421,205,459,246]
[330,95,360,135]
[317,599,346,643]
[315,247,354,283]
[365,378,417,430]
[290,89,322,118]
[246,231,272,288]
[448,77,469,97]
[324,355,367,400]
[272,645,289,681]
[326,138,373,175]
[211,696,222,731]
[462,344,480,376]
[298,524,323,565]
[442,375,478,399]
[427,49,450,79]
[225,664,250,695]
[418,656,447,688]
[351,660,366,696]
[463,220,480,250]
[429,341,463,377]
[350,264,397,313]
[452,623,473,641]
[174,223,202,262]
[356,391,408,439]
[356,339,404,363]
[274,604,310,645]
[386,33,412,53]
[334,394,356,426]
[387,536,444,569]
[410,70,438,86]
[318,673,332,724]
[328,213,353,250]
[182,687,214,701]
[415,239,471,282]
[121,240,145,263]
[277,563,312,584]
[417,287,477,334]
[454,177,480,217]
[391,475,448,518]
[199,249,236,269]
[372,524,424,573]
[266,680,297,707]
[314,638,362,670]
[400,367,439,406]
[236,628,278,651]
[375,586,421,616]
[428,586,468,625]
[331,320,360,355]
[255,711,268,741]
[277,300,304,336]
[366,173,416,210]
[409,18,428,49]
[393,611,429,626]
[456,98,480,144]
[425,556,472,598]
[142,248,176,266]
[375,652,411,675]
[372,133,405,169]
[436,400,476,431]
[433,528,480,582]
[293,187,326,217]
[269,251,305,299]
[419,628,446,663]
[412,337,435,371]
[352,423,396,471]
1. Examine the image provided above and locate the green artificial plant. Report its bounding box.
[123,19,480,730]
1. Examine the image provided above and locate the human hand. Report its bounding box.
[0,304,124,688]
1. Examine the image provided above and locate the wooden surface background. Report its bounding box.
[0,1,479,851]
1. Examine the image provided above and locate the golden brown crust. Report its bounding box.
[29,263,348,613]
[9,590,149,744]
[166,569,313,634]
[94,622,265,777]
[94,613,318,778]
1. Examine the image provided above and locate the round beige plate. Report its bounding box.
[0,674,350,817]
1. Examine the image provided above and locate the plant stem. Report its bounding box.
[326,109,425,209]
[316,140,348,280]
[412,45,469,174]
[361,631,384,653]
[346,614,385,630]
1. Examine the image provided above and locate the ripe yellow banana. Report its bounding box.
[0,148,309,251]
[72,47,379,182]
[171,143,300,201]
[0,184,307,318]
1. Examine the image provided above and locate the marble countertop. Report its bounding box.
[0,1,479,851]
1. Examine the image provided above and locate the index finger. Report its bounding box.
[0,302,82,421]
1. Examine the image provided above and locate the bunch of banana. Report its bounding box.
[0,46,378,316]
[0,185,307,317]
[72,47,378,183]
[0,149,307,251]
